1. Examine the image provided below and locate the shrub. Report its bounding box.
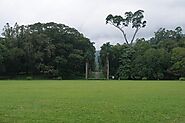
[142,77,147,80]
[179,77,185,81]
[26,76,32,80]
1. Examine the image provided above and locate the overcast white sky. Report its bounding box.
[0,0,185,49]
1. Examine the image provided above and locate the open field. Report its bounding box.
[0,80,185,123]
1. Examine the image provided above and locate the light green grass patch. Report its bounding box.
[0,80,185,123]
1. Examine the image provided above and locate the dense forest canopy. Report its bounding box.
[0,22,95,79]
[100,27,185,80]
[0,21,185,80]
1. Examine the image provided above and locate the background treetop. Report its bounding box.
[106,10,146,45]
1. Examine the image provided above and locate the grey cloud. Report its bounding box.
[0,0,185,50]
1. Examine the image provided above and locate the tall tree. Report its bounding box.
[106,10,146,45]
[100,42,112,80]
[84,50,92,79]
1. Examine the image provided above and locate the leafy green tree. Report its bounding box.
[134,38,151,55]
[117,45,135,79]
[170,47,185,77]
[131,39,151,79]
[150,27,183,45]
[109,44,123,78]
[106,10,146,45]
[84,47,95,79]
[99,27,184,80]
[0,22,95,79]
[135,48,170,79]
[100,42,112,79]
[0,43,8,74]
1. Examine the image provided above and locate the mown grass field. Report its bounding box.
[0,80,185,123]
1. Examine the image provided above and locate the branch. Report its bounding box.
[116,26,129,45]
[130,27,140,45]
[108,22,129,45]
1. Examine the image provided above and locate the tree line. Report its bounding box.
[0,10,185,80]
[0,22,95,79]
[100,27,185,80]
[100,10,185,80]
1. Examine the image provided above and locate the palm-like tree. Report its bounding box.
[84,50,93,79]
[100,42,112,80]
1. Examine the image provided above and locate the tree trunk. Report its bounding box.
[106,55,109,80]
[85,61,88,80]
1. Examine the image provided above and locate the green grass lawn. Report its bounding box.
[0,80,185,123]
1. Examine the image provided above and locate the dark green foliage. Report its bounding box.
[100,27,185,80]
[170,47,185,77]
[150,27,183,45]
[0,22,95,79]
[100,42,112,79]
[117,46,135,79]
[106,10,146,45]
[136,48,170,80]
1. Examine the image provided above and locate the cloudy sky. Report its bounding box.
[0,0,185,49]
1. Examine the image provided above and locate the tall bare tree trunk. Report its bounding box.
[85,61,88,80]
[106,55,109,80]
